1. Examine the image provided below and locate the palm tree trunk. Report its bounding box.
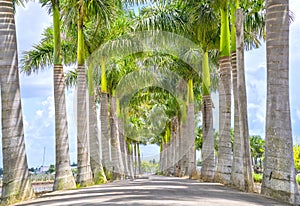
[180,115,189,176]
[137,143,142,175]
[52,3,76,191]
[53,64,77,190]
[230,0,243,189]
[174,116,180,176]
[170,118,176,175]
[88,93,107,184]
[0,1,35,203]
[119,113,129,177]
[187,79,196,179]
[134,142,137,177]
[201,51,215,181]
[172,117,176,175]
[159,143,164,173]
[126,141,134,180]
[110,94,124,179]
[77,64,93,186]
[76,3,93,186]
[261,1,299,204]
[100,92,111,172]
[100,56,111,173]
[215,1,232,185]
[187,103,196,178]
[231,8,254,192]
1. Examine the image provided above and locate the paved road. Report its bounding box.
[16,175,289,206]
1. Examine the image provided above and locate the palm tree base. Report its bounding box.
[93,169,108,184]
[261,185,300,205]
[1,180,35,205]
[214,171,231,185]
[53,175,76,190]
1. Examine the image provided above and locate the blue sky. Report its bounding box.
[0,1,298,168]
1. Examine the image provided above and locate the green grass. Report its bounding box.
[253,173,300,185]
[253,173,262,183]
[296,174,300,185]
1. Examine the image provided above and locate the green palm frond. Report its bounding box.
[65,69,78,88]
[134,0,187,33]
[20,26,78,75]
[21,41,53,75]
[62,0,117,33]
[122,0,154,6]
[39,0,53,14]
[242,0,265,50]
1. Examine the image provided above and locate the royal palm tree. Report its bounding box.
[88,83,108,184]
[44,0,77,190]
[230,0,254,192]
[214,0,232,185]
[0,1,35,204]
[190,0,219,181]
[261,0,299,204]
[110,91,125,179]
[62,0,116,186]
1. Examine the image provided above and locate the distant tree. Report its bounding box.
[293,144,300,172]
[249,135,265,166]
[29,168,35,173]
[71,162,77,167]
[47,164,56,174]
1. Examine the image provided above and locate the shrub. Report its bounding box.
[296,174,300,185]
[253,173,262,183]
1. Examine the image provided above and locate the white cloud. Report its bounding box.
[256,114,265,124]
[36,110,44,117]
[248,103,260,110]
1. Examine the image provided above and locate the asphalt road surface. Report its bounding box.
[16,175,289,206]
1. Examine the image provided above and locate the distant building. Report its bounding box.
[37,165,50,174]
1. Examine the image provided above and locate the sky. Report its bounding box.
[0,1,299,168]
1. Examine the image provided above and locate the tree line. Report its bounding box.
[0,0,297,205]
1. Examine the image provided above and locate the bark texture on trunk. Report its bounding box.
[180,117,189,176]
[53,65,76,190]
[231,47,243,188]
[89,94,107,184]
[134,142,137,177]
[187,104,197,179]
[137,143,142,175]
[76,65,93,186]
[126,142,134,180]
[261,1,299,204]
[174,116,180,176]
[119,116,129,177]
[231,9,254,192]
[176,118,183,177]
[0,1,35,203]
[215,56,232,185]
[100,92,111,171]
[201,95,215,181]
[110,95,124,179]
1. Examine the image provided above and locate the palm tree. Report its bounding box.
[190,0,219,182]
[214,0,232,185]
[73,0,94,186]
[0,1,35,204]
[186,78,197,178]
[21,24,79,190]
[44,0,77,191]
[62,0,117,186]
[99,56,112,174]
[110,92,125,179]
[88,85,107,184]
[230,0,254,192]
[261,0,299,204]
